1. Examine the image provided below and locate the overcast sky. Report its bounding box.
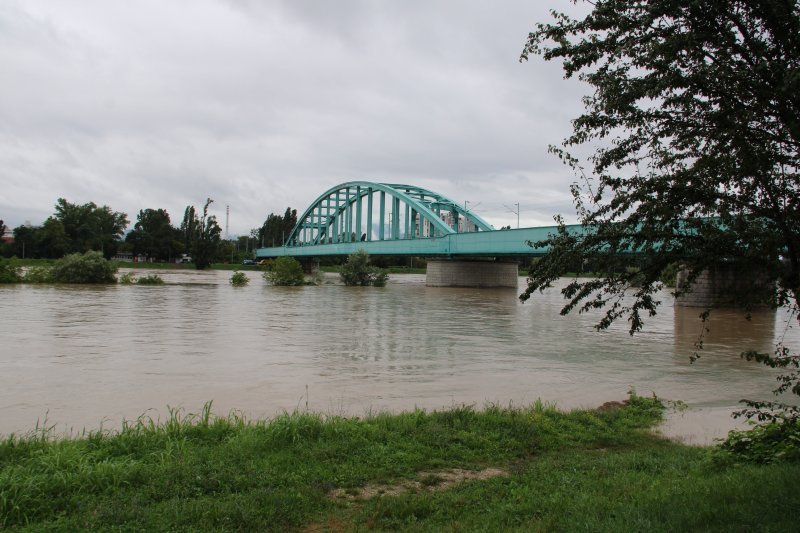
[1,0,590,237]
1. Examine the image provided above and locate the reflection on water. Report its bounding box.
[674,306,777,356]
[0,270,797,445]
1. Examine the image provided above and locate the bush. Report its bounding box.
[264,256,305,286]
[715,420,800,464]
[118,272,136,284]
[230,271,250,287]
[340,250,388,286]
[23,266,53,284]
[0,258,21,283]
[136,274,164,285]
[50,251,118,284]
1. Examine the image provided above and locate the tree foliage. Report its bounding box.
[11,224,39,259]
[340,250,389,287]
[229,271,250,287]
[258,208,297,247]
[52,198,129,258]
[181,199,222,270]
[9,199,128,259]
[126,208,183,262]
[265,256,305,286]
[0,257,21,283]
[0,219,10,258]
[520,1,799,324]
[50,251,118,284]
[520,1,800,434]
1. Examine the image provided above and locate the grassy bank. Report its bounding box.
[2,395,797,530]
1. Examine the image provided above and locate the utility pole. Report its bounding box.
[225,205,230,240]
[504,203,520,228]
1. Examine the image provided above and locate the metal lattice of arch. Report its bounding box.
[285,181,494,247]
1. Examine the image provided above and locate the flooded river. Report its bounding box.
[1,269,796,444]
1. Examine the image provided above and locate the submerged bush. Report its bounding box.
[49,251,118,284]
[340,249,388,286]
[118,272,136,284]
[230,271,249,286]
[23,266,53,284]
[264,256,305,286]
[136,274,164,285]
[0,258,21,283]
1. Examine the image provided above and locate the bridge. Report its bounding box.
[254,181,755,301]
[254,181,574,287]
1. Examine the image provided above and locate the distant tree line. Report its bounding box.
[1,199,300,270]
[6,198,129,260]
[258,207,297,248]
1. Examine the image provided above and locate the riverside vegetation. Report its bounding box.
[229,270,250,287]
[1,394,798,530]
[263,250,388,287]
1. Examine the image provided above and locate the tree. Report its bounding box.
[258,207,297,247]
[520,1,799,324]
[51,198,128,258]
[340,250,388,287]
[50,251,118,284]
[264,256,305,286]
[37,217,69,258]
[0,257,21,283]
[11,225,38,258]
[126,208,182,262]
[520,2,800,435]
[0,219,9,258]
[180,199,222,270]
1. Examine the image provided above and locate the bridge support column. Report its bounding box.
[299,258,320,275]
[674,263,772,308]
[425,259,519,288]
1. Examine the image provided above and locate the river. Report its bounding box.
[1,269,796,444]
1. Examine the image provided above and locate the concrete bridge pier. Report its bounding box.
[425,259,519,288]
[674,264,772,308]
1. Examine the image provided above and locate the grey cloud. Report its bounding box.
[1,0,590,235]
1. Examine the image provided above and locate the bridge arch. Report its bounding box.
[285,181,494,247]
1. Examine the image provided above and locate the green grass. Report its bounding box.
[1,396,798,530]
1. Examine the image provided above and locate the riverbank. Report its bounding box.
[2,396,797,530]
[7,257,611,277]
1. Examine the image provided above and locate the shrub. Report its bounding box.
[23,266,53,284]
[118,272,136,284]
[340,249,388,286]
[264,256,305,286]
[0,258,21,283]
[136,274,164,285]
[715,420,800,464]
[50,251,118,284]
[230,271,250,287]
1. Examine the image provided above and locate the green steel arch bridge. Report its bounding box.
[255,181,575,260]
[253,181,738,296]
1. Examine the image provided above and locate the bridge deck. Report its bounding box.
[255,224,577,258]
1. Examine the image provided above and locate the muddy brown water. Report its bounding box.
[1,269,796,444]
